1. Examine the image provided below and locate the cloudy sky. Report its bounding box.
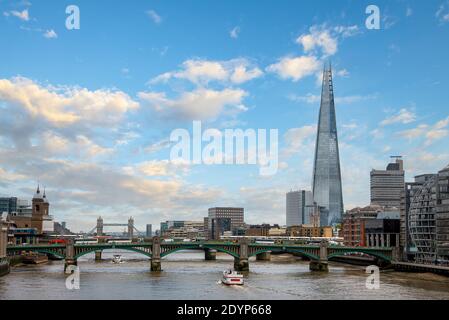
[1,0,448,232]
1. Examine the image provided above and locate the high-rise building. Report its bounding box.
[0,197,18,214]
[370,157,405,208]
[436,165,449,261]
[312,64,344,226]
[400,174,435,260]
[146,224,152,238]
[208,207,244,239]
[286,190,313,227]
[408,164,449,265]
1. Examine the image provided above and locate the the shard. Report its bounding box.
[312,64,344,226]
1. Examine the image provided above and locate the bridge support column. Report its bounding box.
[1,219,10,277]
[204,248,217,261]
[64,239,77,274]
[256,251,271,261]
[234,239,249,271]
[309,241,329,272]
[234,258,249,272]
[151,236,161,272]
[95,250,102,261]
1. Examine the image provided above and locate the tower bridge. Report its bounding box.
[6,238,398,274]
[87,216,142,238]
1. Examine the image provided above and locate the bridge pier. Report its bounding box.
[1,218,10,277]
[309,260,329,272]
[309,241,329,272]
[95,250,102,261]
[234,239,249,271]
[204,248,217,261]
[64,239,77,274]
[151,236,162,272]
[234,258,249,272]
[256,251,271,261]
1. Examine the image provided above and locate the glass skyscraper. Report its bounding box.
[312,64,344,226]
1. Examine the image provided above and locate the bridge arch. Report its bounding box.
[249,248,320,261]
[327,250,392,263]
[160,244,240,259]
[74,247,152,259]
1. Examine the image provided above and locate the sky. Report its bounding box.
[0,0,448,233]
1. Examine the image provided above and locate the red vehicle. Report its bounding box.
[48,239,67,245]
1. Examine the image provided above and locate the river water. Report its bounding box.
[1,250,449,300]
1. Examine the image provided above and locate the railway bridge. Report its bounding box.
[6,237,398,274]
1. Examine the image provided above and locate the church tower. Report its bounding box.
[31,185,50,234]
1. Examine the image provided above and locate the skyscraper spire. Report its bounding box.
[312,63,344,226]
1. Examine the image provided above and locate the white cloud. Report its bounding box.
[139,88,247,121]
[267,55,320,82]
[336,69,350,77]
[150,59,262,85]
[144,139,172,154]
[0,77,139,127]
[397,116,449,146]
[282,125,316,158]
[406,7,413,17]
[136,160,190,177]
[230,26,240,39]
[43,29,57,39]
[436,2,449,23]
[297,27,338,56]
[146,10,162,24]
[380,108,416,126]
[7,9,29,21]
[333,25,361,38]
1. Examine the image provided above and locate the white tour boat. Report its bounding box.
[221,270,244,285]
[112,255,123,264]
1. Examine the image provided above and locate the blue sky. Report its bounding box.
[0,0,448,232]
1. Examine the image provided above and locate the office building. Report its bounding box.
[286,190,313,227]
[365,211,400,248]
[371,157,405,208]
[436,165,449,262]
[146,224,152,238]
[342,205,383,246]
[208,207,244,239]
[400,174,435,260]
[312,64,344,226]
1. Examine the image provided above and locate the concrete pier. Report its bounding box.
[309,260,329,272]
[64,239,77,274]
[64,259,78,274]
[204,248,217,261]
[95,250,102,261]
[234,239,249,271]
[234,258,249,272]
[1,218,10,277]
[309,240,329,272]
[0,257,9,277]
[151,236,162,272]
[256,251,271,261]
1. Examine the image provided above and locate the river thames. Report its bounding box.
[1,250,449,300]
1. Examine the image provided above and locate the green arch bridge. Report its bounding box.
[7,238,398,273]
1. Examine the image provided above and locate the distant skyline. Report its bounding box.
[0,0,448,232]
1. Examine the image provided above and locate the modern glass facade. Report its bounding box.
[312,64,344,226]
[286,190,313,227]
